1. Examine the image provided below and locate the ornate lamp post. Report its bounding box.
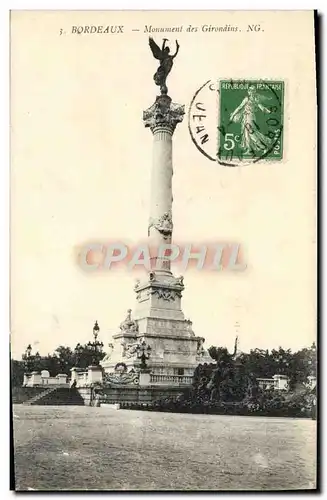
[87,321,104,366]
[74,343,84,367]
[309,342,316,377]
[136,341,152,370]
[24,344,33,373]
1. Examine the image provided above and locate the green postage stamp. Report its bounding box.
[218,80,284,164]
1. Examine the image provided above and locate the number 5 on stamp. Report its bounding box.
[218,80,284,164]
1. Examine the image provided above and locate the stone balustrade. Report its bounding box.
[70,365,194,389]
[73,369,91,387]
[23,371,69,387]
[77,372,88,382]
[150,374,193,385]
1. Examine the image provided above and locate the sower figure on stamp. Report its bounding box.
[229,85,273,155]
[149,37,179,95]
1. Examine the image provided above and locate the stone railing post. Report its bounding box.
[23,373,29,387]
[30,371,42,386]
[139,369,151,386]
[70,367,78,386]
[87,365,103,385]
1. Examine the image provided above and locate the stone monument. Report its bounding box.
[101,38,212,384]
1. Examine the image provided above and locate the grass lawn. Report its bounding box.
[13,404,316,491]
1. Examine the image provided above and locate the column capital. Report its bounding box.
[143,95,185,134]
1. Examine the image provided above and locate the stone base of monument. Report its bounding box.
[76,384,190,407]
[100,271,213,385]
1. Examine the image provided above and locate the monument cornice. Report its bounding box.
[134,273,185,293]
[135,282,184,293]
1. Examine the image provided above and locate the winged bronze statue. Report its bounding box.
[148,37,180,95]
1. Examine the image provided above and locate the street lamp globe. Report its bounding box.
[93,320,100,340]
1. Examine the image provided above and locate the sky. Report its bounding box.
[10,10,316,359]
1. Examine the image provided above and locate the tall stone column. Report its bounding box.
[144,95,184,274]
[130,94,185,322]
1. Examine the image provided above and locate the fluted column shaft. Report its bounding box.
[143,95,184,274]
[150,128,173,227]
[149,128,173,271]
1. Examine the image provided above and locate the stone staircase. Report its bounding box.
[23,387,58,405]
[22,387,85,406]
[12,387,46,404]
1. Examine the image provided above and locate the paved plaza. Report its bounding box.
[13,405,316,491]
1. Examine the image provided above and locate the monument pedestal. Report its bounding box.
[101,268,212,382]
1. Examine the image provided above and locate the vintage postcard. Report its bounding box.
[10,10,317,491]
